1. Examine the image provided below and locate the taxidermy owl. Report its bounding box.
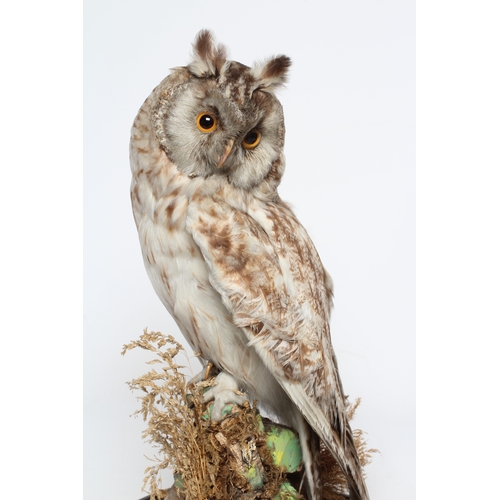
[130,30,369,500]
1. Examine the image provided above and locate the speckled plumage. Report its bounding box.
[130,30,369,500]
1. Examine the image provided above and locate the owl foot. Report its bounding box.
[202,372,249,421]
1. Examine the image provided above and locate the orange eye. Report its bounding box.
[196,112,217,133]
[242,129,261,149]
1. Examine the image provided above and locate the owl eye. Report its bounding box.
[196,112,217,133]
[242,129,261,150]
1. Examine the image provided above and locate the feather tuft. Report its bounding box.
[187,29,228,77]
[251,55,292,93]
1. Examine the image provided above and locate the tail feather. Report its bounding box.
[292,409,322,500]
[284,381,370,500]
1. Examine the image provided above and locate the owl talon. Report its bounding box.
[205,362,214,380]
[187,362,218,387]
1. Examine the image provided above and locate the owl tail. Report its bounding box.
[295,413,368,500]
[284,383,369,500]
[293,411,322,500]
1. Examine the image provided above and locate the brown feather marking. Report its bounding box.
[194,30,213,61]
[188,304,202,349]
[165,204,175,218]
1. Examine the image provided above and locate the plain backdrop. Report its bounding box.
[84,1,415,499]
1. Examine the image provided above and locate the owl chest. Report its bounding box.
[137,191,242,359]
[139,192,205,309]
[135,184,295,416]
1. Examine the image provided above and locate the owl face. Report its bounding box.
[152,31,291,190]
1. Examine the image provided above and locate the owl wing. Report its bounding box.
[186,192,367,498]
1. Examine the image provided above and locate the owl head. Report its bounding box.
[151,30,291,190]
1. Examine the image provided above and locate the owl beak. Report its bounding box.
[217,138,234,168]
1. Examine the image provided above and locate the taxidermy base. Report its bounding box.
[124,330,375,500]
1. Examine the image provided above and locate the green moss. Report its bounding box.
[265,425,302,473]
[273,482,301,499]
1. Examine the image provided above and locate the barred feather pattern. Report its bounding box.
[130,30,369,500]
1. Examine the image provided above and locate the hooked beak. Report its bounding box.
[217,138,234,168]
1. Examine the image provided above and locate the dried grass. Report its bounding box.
[123,329,376,500]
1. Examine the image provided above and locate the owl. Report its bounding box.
[130,30,369,500]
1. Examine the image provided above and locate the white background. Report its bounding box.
[84,1,415,499]
[4,2,500,500]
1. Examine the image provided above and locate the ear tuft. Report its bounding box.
[251,55,292,93]
[188,30,227,77]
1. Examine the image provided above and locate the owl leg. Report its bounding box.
[293,410,322,500]
[201,371,249,421]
